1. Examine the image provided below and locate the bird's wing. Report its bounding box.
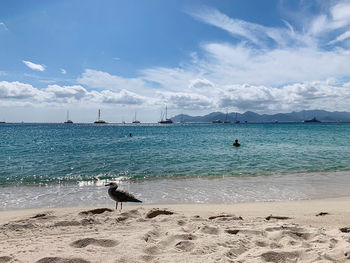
[115,190,142,202]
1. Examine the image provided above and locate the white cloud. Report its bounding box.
[158,91,215,110]
[60,68,67,74]
[218,80,350,113]
[187,7,310,48]
[0,81,42,100]
[101,89,148,105]
[329,30,350,44]
[46,85,87,101]
[0,22,8,31]
[308,1,350,36]
[3,79,350,114]
[77,69,144,92]
[0,81,151,107]
[22,60,46,72]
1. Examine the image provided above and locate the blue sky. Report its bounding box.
[1,0,350,122]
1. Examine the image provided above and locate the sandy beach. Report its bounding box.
[1,197,350,263]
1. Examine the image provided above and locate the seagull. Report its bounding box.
[105,182,142,210]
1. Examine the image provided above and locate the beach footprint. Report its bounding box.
[201,225,219,235]
[175,240,195,252]
[261,251,300,262]
[36,257,91,263]
[70,238,118,248]
[0,256,12,263]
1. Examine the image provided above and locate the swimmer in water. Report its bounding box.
[129,133,133,137]
[233,139,240,147]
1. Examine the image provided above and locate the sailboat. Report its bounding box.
[180,113,185,124]
[234,112,240,124]
[224,111,230,123]
[132,112,140,124]
[64,110,73,124]
[158,106,173,124]
[94,109,107,124]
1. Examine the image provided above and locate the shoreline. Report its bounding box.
[3,170,350,211]
[1,197,350,262]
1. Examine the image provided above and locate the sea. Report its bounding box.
[1,122,350,210]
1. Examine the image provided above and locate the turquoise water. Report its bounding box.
[1,123,350,186]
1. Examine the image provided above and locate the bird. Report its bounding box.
[105,182,142,210]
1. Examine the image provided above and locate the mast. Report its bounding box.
[98,109,101,121]
[165,106,168,120]
[66,110,70,122]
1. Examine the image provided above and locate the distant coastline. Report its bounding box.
[172,109,350,123]
[2,109,350,124]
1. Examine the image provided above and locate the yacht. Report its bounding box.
[132,112,141,124]
[158,106,173,124]
[224,112,230,123]
[94,109,107,124]
[212,119,222,123]
[64,110,73,124]
[234,112,240,123]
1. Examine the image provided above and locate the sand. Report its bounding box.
[1,197,350,262]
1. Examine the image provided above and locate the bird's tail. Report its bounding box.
[128,197,142,203]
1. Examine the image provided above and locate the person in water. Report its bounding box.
[129,133,133,137]
[233,139,240,147]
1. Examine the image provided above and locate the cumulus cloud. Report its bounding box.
[77,69,144,92]
[101,89,148,105]
[46,85,88,101]
[0,81,150,106]
[0,81,43,100]
[189,79,215,91]
[2,79,350,113]
[22,60,46,71]
[158,91,215,110]
[218,80,350,113]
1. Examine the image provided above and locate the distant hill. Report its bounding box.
[171,110,350,123]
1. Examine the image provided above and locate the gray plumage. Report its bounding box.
[105,182,142,210]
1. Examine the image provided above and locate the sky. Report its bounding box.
[1,0,350,122]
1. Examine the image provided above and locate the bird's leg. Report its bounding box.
[121,202,123,211]
[115,202,118,210]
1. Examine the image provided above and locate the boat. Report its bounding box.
[132,112,140,124]
[0,121,5,124]
[212,119,222,123]
[303,117,321,123]
[64,110,73,124]
[158,106,173,124]
[224,112,230,123]
[94,109,107,124]
[234,112,240,124]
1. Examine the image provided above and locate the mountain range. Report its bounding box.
[171,110,350,123]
